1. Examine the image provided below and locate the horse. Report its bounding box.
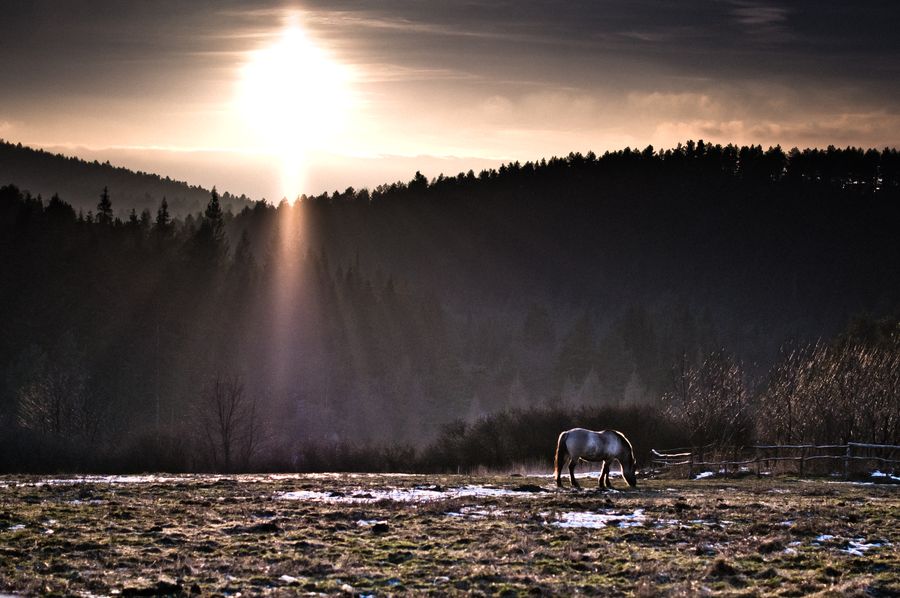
[554,428,637,489]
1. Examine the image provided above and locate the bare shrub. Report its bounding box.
[195,372,261,472]
[662,350,752,450]
[758,328,900,445]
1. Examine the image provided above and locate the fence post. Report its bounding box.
[843,444,851,479]
[688,452,694,479]
[755,447,760,478]
[799,446,805,477]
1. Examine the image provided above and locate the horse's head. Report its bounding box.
[618,431,638,487]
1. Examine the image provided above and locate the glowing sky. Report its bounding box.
[1,1,899,200]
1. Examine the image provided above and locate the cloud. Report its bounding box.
[651,111,900,149]
[730,1,789,27]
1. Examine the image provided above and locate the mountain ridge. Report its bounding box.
[0,139,253,218]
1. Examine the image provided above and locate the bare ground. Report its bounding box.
[0,473,897,596]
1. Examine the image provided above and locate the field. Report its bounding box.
[1,472,897,596]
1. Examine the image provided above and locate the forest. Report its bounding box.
[1,141,898,473]
[0,140,252,218]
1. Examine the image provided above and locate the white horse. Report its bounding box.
[554,428,637,489]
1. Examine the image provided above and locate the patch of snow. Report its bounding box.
[551,508,645,529]
[279,575,299,584]
[7,524,25,531]
[355,519,387,527]
[778,520,794,527]
[842,539,889,556]
[815,534,835,542]
[25,474,185,487]
[783,547,797,555]
[277,484,541,504]
[683,518,733,527]
[694,471,715,480]
[444,506,504,519]
[871,470,900,482]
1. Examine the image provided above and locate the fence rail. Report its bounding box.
[649,441,900,479]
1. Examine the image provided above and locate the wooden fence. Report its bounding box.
[650,442,900,479]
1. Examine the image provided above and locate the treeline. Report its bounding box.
[1,140,899,473]
[0,139,252,218]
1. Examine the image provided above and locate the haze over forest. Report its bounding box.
[1,140,899,471]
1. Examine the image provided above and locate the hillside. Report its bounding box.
[0,140,252,217]
[1,141,899,471]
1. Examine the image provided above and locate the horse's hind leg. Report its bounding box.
[598,460,609,489]
[568,458,580,489]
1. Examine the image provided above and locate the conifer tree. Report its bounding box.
[154,197,171,234]
[96,187,113,225]
[205,187,224,243]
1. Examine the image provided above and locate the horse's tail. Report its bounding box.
[554,431,569,480]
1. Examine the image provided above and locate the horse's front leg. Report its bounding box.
[598,460,609,489]
[568,458,580,489]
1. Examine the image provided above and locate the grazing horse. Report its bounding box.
[554,428,637,489]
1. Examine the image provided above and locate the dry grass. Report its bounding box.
[0,474,897,596]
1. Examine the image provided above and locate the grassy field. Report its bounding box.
[0,473,897,596]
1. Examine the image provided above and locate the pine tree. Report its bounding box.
[155,197,171,229]
[204,187,224,243]
[193,187,227,263]
[96,187,113,225]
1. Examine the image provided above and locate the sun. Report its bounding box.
[236,18,355,200]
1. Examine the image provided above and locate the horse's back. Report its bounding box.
[564,428,627,460]
[564,428,603,459]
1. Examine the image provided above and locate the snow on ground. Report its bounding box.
[871,470,900,482]
[16,474,185,487]
[694,471,715,480]
[549,508,646,529]
[276,484,539,503]
[843,539,888,556]
[445,506,506,519]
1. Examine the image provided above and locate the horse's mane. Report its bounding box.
[609,429,635,461]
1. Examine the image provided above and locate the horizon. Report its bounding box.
[7,138,900,207]
[2,1,899,201]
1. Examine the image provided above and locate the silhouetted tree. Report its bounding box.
[195,373,260,472]
[96,186,113,225]
[155,197,171,232]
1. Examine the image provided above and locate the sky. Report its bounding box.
[1,1,899,201]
